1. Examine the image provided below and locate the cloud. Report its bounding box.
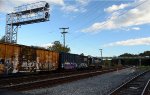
[104,4,129,13]
[48,0,64,5]
[82,0,150,33]
[0,0,89,14]
[0,0,64,13]
[10,0,64,6]
[103,37,150,47]
[121,27,140,31]
[40,43,53,49]
[76,0,91,5]
[0,1,13,13]
[61,4,87,13]
[61,5,79,13]
[132,27,140,30]
[61,0,91,13]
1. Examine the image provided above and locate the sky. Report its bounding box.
[0,0,150,57]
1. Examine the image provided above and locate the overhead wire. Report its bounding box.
[69,1,109,32]
[67,0,148,45]
[61,1,109,45]
[66,1,110,42]
[66,1,119,44]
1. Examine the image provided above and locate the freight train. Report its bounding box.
[0,42,102,75]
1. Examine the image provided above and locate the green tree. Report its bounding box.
[80,53,84,56]
[119,53,136,57]
[0,36,5,42]
[118,51,150,66]
[139,51,150,56]
[48,41,70,53]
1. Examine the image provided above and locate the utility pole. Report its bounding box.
[59,27,69,47]
[99,49,103,59]
[99,49,103,66]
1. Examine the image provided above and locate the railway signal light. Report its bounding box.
[5,1,50,44]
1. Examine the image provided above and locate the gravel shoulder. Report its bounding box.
[21,67,138,95]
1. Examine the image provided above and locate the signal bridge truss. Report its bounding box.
[5,1,50,43]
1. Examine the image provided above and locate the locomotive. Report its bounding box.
[0,42,102,75]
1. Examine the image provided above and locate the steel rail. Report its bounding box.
[108,70,150,95]
[141,79,150,95]
[0,68,123,91]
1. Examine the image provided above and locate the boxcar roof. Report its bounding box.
[0,42,58,52]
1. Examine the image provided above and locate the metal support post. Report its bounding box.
[139,59,141,66]
[99,49,103,66]
[59,27,69,47]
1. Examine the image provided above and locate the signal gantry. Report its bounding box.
[5,1,50,43]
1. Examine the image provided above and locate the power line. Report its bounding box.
[69,1,109,32]
[67,1,109,42]
[67,1,120,41]
[68,0,148,44]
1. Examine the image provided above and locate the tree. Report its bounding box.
[119,53,135,57]
[118,51,150,66]
[139,51,150,56]
[80,53,84,56]
[48,41,70,53]
[0,36,5,42]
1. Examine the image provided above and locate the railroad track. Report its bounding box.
[0,67,124,91]
[142,79,150,95]
[109,70,150,95]
[0,68,110,87]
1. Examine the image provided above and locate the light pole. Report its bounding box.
[99,49,103,66]
[99,49,103,59]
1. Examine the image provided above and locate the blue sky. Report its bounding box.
[0,0,150,57]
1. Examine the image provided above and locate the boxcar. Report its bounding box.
[59,52,77,69]
[93,57,102,68]
[87,56,102,68]
[36,49,59,71]
[77,55,88,69]
[59,52,88,69]
[0,43,21,74]
[20,45,37,72]
[0,43,59,75]
[0,42,103,75]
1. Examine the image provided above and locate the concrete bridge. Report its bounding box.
[101,56,150,66]
[102,56,150,60]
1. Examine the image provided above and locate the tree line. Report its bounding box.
[112,51,150,66]
[119,51,150,57]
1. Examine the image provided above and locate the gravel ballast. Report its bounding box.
[21,68,138,95]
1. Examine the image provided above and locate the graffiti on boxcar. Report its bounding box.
[78,63,88,68]
[0,43,59,74]
[0,59,5,64]
[21,61,36,72]
[19,47,37,72]
[5,58,13,73]
[36,57,40,70]
[12,54,19,73]
[36,56,55,71]
[0,59,5,74]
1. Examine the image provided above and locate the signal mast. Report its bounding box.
[5,1,50,43]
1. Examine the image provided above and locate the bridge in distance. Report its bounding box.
[102,56,150,60]
[101,56,150,66]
